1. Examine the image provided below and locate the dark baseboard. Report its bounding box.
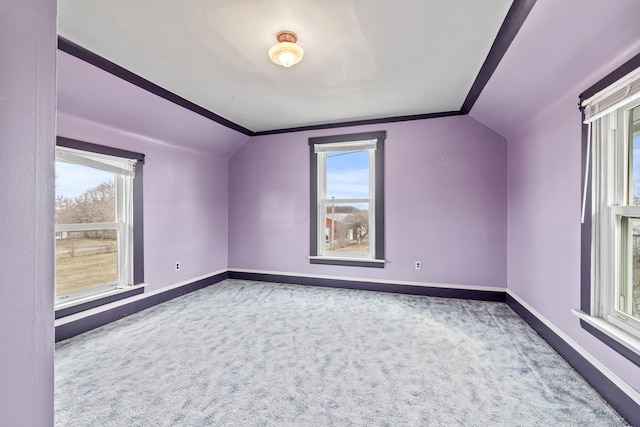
[506,294,640,426]
[228,271,506,302]
[55,271,228,342]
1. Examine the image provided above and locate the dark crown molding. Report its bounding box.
[58,1,535,135]
[255,111,463,136]
[461,0,537,114]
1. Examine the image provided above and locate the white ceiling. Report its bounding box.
[58,0,513,133]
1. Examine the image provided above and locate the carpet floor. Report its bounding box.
[55,279,628,426]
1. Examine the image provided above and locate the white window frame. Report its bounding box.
[591,104,640,339]
[55,146,137,305]
[316,140,376,260]
[577,64,640,362]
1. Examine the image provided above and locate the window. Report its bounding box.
[578,61,640,363]
[309,131,385,267]
[55,138,144,306]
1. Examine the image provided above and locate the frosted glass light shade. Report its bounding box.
[268,31,304,67]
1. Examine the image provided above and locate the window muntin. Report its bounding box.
[629,105,640,206]
[55,146,137,304]
[309,131,385,267]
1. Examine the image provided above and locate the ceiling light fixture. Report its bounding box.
[268,30,304,68]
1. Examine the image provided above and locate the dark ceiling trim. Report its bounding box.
[253,111,464,136]
[460,0,537,114]
[58,1,535,136]
[57,36,254,136]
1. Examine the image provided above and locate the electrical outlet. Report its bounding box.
[175,261,181,271]
[415,261,422,271]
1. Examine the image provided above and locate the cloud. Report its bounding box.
[326,169,369,199]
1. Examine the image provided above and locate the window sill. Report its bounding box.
[55,284,146,319]
[572,309,640,368]
[309,256,385,268]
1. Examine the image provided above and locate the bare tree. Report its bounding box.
[55,179,116,242]
[347,210,369,243]
[60,235,79,258]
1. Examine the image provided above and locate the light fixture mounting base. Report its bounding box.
[276,30,298,44]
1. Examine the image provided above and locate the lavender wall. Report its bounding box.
[57,51,249,159]
[472,0,640,394]
[229,115,507,289]
[0,1,56,425]
[57,113,231,292]
[508,93,640,393]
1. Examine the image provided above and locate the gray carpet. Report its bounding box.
[55,279,628,426]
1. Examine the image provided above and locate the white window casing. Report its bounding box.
[56,146,136,177]
[55,146,137,305]
[316,147,375,260]
[585,81,640,349]
[314,139,378,153]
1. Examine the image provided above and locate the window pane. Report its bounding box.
[55,162,116,224]
[325,203,369,255]
[630,105,640,205]
[326,150,369,199]
[55,230,118,295]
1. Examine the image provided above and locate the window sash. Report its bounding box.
[592,98,640,339]
[606,207,640,336]
[316,149,376,259]
[320,199,372,258]
[56,282,121,305]
[54,226,120,304]
[54,165,135,304]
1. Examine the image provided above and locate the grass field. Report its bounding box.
[56,238,117,295]
[326,239,369,253]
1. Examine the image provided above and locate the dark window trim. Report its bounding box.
[57,136,145,163]
[309,130,385,268]
[579,320,640,368]
[578,52,640,366]
[55,286,144,319]
[55,136,145,287]
[580,118,592,314]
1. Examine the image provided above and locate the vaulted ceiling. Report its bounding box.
[57,0,640,153]
[57,0,521,134]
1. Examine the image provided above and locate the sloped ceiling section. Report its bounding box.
[470,0,640,138]
[57,0,523,134]
[57,51,250,158]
